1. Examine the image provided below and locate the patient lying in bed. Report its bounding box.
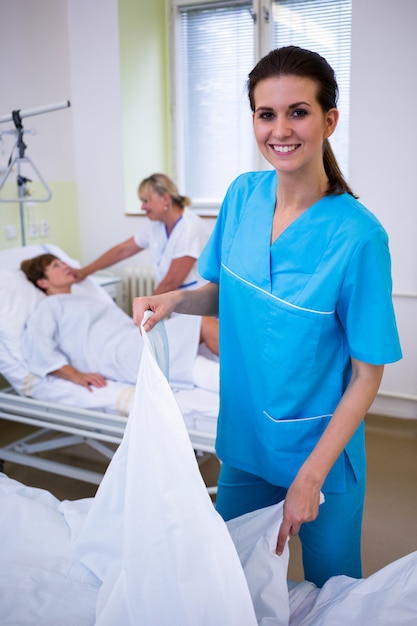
[20,254,218,392]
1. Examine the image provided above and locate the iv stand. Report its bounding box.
[0,100,71,245]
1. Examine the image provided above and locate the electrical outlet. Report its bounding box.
[40,220,49,237]
[28,223,38,238]
[6,225,17,239]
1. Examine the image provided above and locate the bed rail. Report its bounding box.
[0,387,217,489]
[0,387,126,483]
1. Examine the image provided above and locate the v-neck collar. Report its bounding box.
[165,214,183,238]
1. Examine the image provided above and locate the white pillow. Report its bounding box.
[0,269,46,388]
[0,269,45,343]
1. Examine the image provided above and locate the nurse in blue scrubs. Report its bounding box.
[133,46,402,587]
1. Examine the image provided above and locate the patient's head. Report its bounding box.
[20,254,75,295]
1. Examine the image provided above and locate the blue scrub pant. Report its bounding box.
[216,462,365,588]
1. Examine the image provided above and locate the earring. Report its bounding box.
[164,205,169,211]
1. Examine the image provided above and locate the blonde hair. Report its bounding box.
[138,173,191,208]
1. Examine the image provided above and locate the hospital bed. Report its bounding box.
[0,244,218,487]
[1,317,416,626]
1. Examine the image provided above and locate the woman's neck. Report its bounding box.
[271,170,329,243]
[276,165,329,211]
[164,205,184,235]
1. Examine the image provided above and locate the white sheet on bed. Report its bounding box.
[2,475,417,625]
[1,315,417,624]
[22,294,202,388]
[0,474,99,625]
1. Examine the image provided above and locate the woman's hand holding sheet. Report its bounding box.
[133,291,181,333]
[276,472,322,556]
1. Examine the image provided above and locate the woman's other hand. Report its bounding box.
[275,473,322,556]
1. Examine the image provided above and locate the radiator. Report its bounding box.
[123,266,156,312]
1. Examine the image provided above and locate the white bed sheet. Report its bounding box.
[1,315,416,625]
[2,473,417,626]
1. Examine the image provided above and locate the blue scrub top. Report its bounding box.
[199,171,402,492]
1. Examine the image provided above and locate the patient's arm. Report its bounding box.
[50,365,107,391]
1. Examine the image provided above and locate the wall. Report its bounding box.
[0,0,80,259]
[67,0,170,271]
[119,0,171,213]
[0,0,169,269]
[349,0,417,417]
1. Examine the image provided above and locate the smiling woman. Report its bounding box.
[132,45,401,588]
[248,47,356,200]
[252,76,337,173]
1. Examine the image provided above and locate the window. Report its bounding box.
[271,0,352,177]
[171,0,352,213]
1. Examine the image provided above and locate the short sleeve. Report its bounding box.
[337,227,402,365]
[198,192,230,284]
[133,223,152,250]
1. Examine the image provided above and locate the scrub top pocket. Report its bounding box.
[258,412,347,492]
[263,297,330,375]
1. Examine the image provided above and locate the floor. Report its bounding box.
[1,413,416,581]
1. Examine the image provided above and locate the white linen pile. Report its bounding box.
[1,314,417,625]
[0,477,99,625]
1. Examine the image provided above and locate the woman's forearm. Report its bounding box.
[133,282,219,331]
[299,359,384,488]
[275,359,384,555]
[175,282,219,316]
[76,238,142,280]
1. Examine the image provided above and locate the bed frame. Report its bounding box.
[0,386,217,490]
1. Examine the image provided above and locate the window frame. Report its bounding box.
[169,0,259,216]
[169,0,351,215]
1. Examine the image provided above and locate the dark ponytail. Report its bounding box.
[323,140,357,198]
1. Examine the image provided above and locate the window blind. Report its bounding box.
[178,2,255,202]
[272,0,352,175]
[175,0,352,204]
